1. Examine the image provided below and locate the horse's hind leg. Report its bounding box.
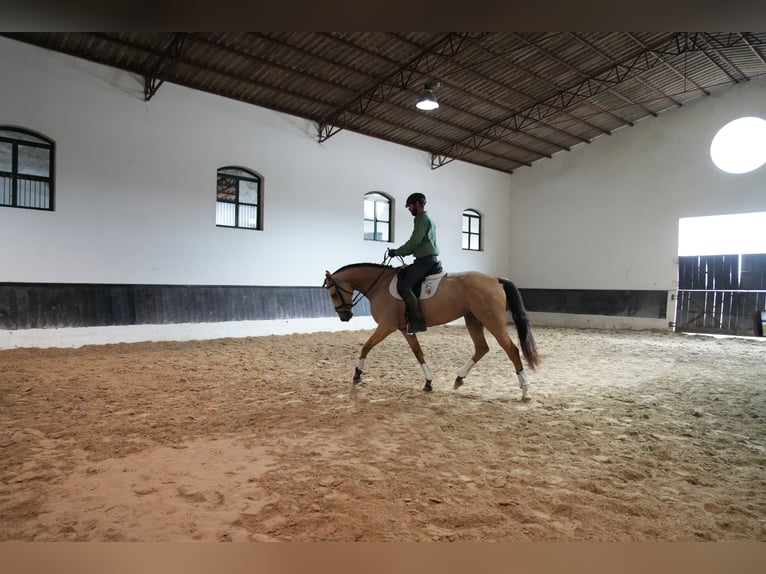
[481,313,532,402]
[354,324,396,384]
[401,331,434,392]
[454,314,490,389]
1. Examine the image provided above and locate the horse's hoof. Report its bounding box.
[353,368,363,384]
[423,381,433,392]
[521,395,532,403]
[454,376,464,389]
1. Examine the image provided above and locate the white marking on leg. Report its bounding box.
[421,362,433,381]
[356,358,367,372]
[456,359,475,379]
[517,369,530,389]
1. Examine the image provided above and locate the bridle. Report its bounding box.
[325,258,396,315]
[324,276,361,315]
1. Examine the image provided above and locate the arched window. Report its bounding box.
[216,166,262,230]
[0,127,55,211]
[462,209,482,251]
[364,191,392,242]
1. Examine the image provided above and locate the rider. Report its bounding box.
[387,192,441,334]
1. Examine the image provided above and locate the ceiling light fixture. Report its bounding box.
[416,81,440,111]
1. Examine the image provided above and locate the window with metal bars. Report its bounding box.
[0,127,54,211]
[462,209,482,251]
[215,166,262,230]
[363,191,392,242]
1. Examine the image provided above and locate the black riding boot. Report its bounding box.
[401,289,427,334]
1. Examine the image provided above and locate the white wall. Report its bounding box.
[0,37,512,288]
[505,76,766,328]
[0,38,511,347]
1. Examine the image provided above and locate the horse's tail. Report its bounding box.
[498,278,540,370]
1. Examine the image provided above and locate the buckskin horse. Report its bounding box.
[323,258,540,401]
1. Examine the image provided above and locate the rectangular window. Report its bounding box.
[238,180,259,205]
[18,145,50,177]
[217,176,237,203]
[17,178,50,209]
[0,174,11,206]
[216,202,236,227]
[363,219,376,240]
[0,141,11,172]
[238,203,259,229]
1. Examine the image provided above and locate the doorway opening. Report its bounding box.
[675,212,766,335]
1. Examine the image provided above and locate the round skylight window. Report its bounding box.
[710,116,766,174]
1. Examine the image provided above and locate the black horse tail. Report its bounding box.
[498,278,540,370]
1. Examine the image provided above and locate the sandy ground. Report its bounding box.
[1,325,765,542]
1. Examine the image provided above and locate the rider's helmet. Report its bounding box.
[405,192,426,207]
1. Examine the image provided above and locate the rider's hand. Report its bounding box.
[387,249,397,257]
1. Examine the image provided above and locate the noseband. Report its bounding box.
[324,277,360,314]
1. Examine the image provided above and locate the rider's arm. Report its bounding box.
[393,213,429,256]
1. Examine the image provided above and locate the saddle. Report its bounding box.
[389,261,446,301]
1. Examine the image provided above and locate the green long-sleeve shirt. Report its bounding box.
[395,211,439,258]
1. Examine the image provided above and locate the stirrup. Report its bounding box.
[406,317,427,335]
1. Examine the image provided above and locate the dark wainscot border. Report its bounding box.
[0,283,371,330]
[519,288,668,319]
[0,283,666,330]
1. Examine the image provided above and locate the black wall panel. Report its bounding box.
[0,283,667,330]
[0,283,371,330]
[519,288,667,319]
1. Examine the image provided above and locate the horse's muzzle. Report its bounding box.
[335,303,353,322]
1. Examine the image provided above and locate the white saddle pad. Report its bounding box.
[389,272,447,301]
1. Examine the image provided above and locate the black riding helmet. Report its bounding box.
[405,192,426,207]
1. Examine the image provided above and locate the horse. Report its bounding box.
[323,258,540,401]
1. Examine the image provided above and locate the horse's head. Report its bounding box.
[324,270,354,322]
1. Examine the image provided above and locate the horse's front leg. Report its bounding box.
[353,324,396,384]
[401,331,434,392]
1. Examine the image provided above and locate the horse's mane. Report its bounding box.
[332,262,394,275]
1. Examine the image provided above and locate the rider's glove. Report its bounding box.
[387,249,397,257]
